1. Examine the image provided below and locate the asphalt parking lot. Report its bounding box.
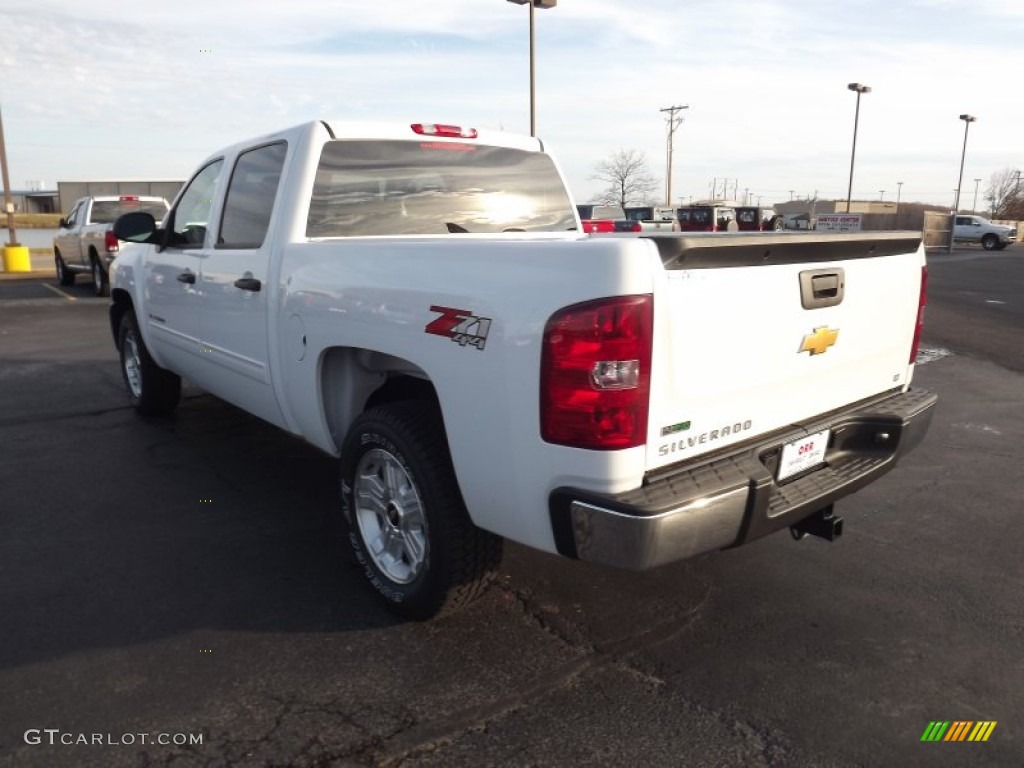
[0,247,1021,767]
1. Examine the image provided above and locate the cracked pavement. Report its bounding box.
[1,255,1022,767]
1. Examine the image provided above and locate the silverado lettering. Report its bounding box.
[658,420,754,456]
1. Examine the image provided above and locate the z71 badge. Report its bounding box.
[425,305,492,351]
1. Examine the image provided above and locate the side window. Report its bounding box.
[217,142,287,249]
[955,217,969,226]
[65,202,81,228]
[168,160,224,248]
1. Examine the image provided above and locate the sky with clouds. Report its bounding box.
[2,0,1023,209]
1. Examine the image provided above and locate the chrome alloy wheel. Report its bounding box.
[353,448,428,584]
[122,329,143,398]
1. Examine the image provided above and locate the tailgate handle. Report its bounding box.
[799,268,844,309]
[812,274,839,297]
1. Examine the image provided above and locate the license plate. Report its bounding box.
[777,429,830,482]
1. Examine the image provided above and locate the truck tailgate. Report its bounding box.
[645,232,925,471]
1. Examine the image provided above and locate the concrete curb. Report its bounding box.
[0,269,56,282]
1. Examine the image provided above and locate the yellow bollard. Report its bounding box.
[3,244,31,272]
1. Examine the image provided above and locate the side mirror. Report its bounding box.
[58,217,68,228]
[113,212,159,243]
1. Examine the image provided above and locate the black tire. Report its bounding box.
[91,255,109,297]
[117,309,181,416]
[995,243,1007,251]
[981,234,998,251]
[55,252,74,286]
[340,403,502,620]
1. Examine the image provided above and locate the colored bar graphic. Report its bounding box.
[921,720,996,742]
[969,722,997,742]
[921,721,950,742]
[944,721,971,741]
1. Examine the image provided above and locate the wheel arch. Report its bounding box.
[109,289,134,344]
[318,346,442,453]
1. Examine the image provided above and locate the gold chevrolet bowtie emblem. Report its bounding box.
[800,326,839,355]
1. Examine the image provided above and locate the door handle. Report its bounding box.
[234,277,262,292]
[176,271,196,284]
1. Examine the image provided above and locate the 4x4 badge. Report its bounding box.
[425,305,492,351]
[800,326,839,356]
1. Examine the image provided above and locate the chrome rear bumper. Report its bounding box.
[549,388,938,570]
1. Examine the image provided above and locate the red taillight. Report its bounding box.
[622,221,642,232]
[541,295,653,450]
[118,195,139,201]
[582,220,616,234]
[411,123,478,139]
[909,265,928,363]
[104,230,119,253]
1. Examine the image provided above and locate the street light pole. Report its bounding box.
[845,82,871,213]
[660,104,689,207]
[896,181,903,213]
[507,0,557,137]
[950,113,976,252]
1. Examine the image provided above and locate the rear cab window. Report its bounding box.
[307,140,577,236]
[91,198,168,224]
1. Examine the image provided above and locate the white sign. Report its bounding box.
[815,213,862,232]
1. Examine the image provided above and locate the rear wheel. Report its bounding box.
[55,252,74,286]
[118,310,181,416]
[340,403,502,620]
[91,256,109,297]
[981,234,998,251]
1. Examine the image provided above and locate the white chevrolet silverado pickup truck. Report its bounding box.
[54,195,170,296]
[109,119,937,619]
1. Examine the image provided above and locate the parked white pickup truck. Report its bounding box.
[952,214,1017,250]
[109,119,937,619]
[54,195,170,295]
[624,206,679,232]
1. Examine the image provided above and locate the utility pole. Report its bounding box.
[879,190,885,201]
[660,105,689,206]
[0,104,17,248]
[896,181,903,214]
[972,178,982,214]
[789,189,795,201]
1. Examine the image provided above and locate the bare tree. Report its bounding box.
[591,149,659,209]
[985,168,1023,219]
